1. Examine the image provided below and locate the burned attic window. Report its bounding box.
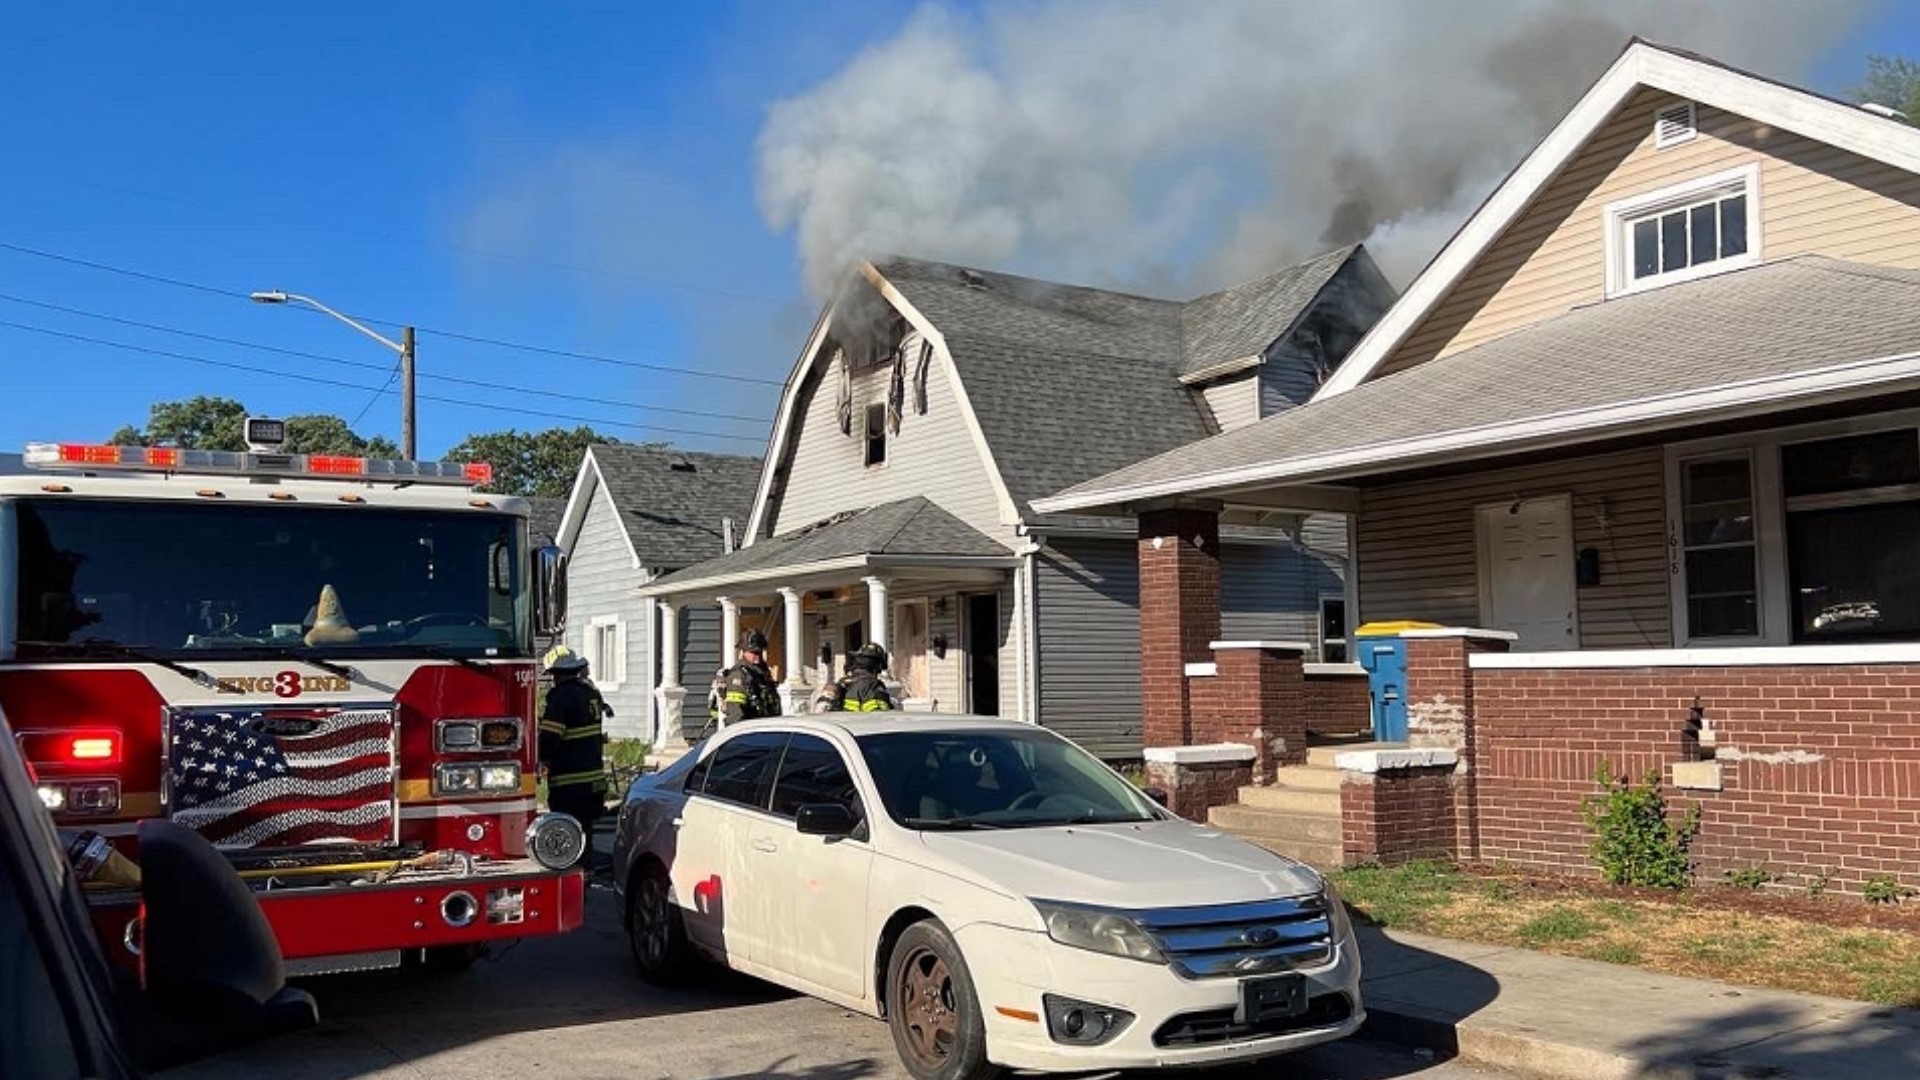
[864,404,887,467]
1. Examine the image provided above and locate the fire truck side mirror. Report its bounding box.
[534,545,569,637]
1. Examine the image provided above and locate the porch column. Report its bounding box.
[718,595,740,655]
[1138,504,1221,747]
[653,600,687,748]
[776,586,808,714]
[863,575,891,654]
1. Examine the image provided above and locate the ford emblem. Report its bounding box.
[249,715,323,738]
[1244,926,1282,947]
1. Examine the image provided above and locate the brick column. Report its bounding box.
[1398,629,1513,862]
[1138,506,1221,747]
[1338,748,1462,866]
[1205,642,1310,781]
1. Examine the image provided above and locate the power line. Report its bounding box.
[0,291,775,424]
[0,240,792,387]
[0,318,767,445]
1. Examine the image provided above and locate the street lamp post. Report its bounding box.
[250,290,417,460]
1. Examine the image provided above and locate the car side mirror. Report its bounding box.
[1143,787,1170,808]
[135,820,318,1070]
[534,544,569,636]
[794,803,858,837]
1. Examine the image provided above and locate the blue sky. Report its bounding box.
[0,2,1914,460]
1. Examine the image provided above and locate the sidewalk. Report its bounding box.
[1358,925,1920,1079]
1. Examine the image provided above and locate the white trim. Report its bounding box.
[1142,743,1255,765]
[1208,639,1312,653]
[556,449,643,571]
[1177,355,1263,386]
[1472,643,1920,669]
[1183,662,1218,678]
[398,798,538,819]
[1389,627,1521,642]
[1474,494,1579,651]
[1334,747,1459,773]
[585,614,625,690]
[1032,348,1920,514]
[743,303,837,543]
[1304,661,1365,677]
[1603,164,1760,298]
[1652,99,1698,150]
[1315,41,1920,399]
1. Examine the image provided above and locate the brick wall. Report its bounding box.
[1342,767,1460,866]
[1305,672,1371,737]
[1468,663,1920,895]
[1138,508,1221,747]
[1189,647,1307,780]
[1146,758,1253,822]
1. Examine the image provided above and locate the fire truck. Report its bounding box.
[0,421,586,975]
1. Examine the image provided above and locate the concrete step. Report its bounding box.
[1236,835,1345,870]
[1206,803,1343,843]
[1271,764,1343,792]
[1234,784,1341,815]
[1305,741,1405,769]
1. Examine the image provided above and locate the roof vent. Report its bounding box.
[1862,102,1910,124]
[668,456,696,473]
[1653,101,1697,149]
[958,269,987,290]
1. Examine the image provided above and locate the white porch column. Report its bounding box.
[863,575,891,654]
[652,600,687,748]
[718,595,740,656]
[776,586,809,715]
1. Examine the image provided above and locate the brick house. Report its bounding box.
[1035,41,1920,894]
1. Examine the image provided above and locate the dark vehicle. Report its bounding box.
[0,705,317,1078]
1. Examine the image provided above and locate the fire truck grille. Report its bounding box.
[164,705,399,849]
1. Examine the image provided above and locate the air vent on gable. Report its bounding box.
[1653,101,1697,149]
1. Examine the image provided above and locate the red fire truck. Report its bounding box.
[0,426,586,975]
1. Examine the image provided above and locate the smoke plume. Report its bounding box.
[756,0,1869,298]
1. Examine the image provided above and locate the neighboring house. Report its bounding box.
[1036,41,1920,894]
[638,246,1394,756]
[554,444,762,743]
[0,453,23,475]
[525,496,566,550]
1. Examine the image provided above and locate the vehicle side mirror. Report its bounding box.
[1143,786,1170,808]
[135,820,318,1070]
[794,802,858,837]
[534,544,569,636]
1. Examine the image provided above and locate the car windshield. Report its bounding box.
[856,728,1156,830]
[11,498,529,658]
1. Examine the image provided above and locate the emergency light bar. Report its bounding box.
[23,442,494,487]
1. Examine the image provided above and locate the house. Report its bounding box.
[637,247,1395,755]
[1034,40,1920,894]
[554,444,762,743]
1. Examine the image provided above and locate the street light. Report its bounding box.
[250,290,418,459]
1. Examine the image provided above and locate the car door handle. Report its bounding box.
[751,837,777,853]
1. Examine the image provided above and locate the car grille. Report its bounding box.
[1153,991,1354,1047]
[1137,894,1334,979]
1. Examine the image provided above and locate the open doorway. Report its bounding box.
[964,593,1001,716]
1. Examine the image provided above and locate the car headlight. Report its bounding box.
[1032,900,1165,964]
[1323,879,1354,941]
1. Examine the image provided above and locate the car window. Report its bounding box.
[697,731,788,810]
[0,839,85,1079]
[857,728,1156,828]
[768,734,861,819]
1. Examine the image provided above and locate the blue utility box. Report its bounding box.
[1356,633,1411,743]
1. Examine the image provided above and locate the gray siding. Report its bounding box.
[679,604,723,691]
[564,485,654,740]
[1034,538,1141,759]
[1263,255,1399,413]
[1261,342,1322,415]
[768,331,1010,542]
[1299,513,1350,563]
[1219,543,1342,646]
[1198,372,1259,432]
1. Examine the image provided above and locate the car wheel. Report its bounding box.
[628,864,694,985]
[886,921,1001,1080]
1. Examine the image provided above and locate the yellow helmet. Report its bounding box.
[542,645,589,672]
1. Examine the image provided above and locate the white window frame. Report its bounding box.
[1604,164,1761,298]
[1664,407,1920,647]
[586,614,626,690]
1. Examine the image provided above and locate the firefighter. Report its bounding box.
[537,645,607,866]
[714,630,783,726]
[815,643,899,712]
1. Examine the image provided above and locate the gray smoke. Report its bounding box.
[756,0,1869,298]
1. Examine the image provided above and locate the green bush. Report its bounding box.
[1724,865,1772,890]
[1863,876,1915,905]
[1581,761,1699,890]
[1806,868,1834,898]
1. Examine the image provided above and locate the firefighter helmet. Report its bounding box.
[542,645,589,672]
[850,643,888,674]
[740,630,770,654]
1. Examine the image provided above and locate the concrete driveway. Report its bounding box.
[163,883,1516,1080]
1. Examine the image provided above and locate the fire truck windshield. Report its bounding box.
[10,498,530,659]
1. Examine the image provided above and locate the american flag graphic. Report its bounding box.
[167,707,397,849]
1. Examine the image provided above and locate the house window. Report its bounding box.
[1606,166,1758,296]
[1782,429,1920,643]
[585,615,626,689]
[864,404,887,467]
[1677,455,1760,639]
[1319,596,1348,663]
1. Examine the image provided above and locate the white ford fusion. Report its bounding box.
[613,716,1362,1080]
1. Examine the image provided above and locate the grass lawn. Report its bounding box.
[1330,861,1920,1008]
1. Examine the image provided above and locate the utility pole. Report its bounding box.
[401,326,417,460]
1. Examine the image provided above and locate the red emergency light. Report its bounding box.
[18,729,123,767]
[23,441,498,489]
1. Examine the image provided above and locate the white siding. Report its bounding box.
[1198,372,1259,432]
[768,337,1010,541]
[564,486,653,740]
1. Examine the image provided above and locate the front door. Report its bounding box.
[964,593,1001,716]
[1480,495,1578,651]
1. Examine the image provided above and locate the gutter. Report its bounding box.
[635,553,1021,600]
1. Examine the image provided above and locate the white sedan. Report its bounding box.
[612,716,1363,1080]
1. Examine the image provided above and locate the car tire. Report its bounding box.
[628,863,695,985]
[886,920,1001,1080]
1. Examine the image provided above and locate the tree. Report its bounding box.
[445,426,627,498]
[110,397,396,455]
[1853,55,1920,121]
[281,415,400,457]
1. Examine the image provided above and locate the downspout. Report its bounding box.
[1015,533,1042,724]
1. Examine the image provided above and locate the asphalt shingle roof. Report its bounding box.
[525,496,567,549]
[1179,245,1359,376]
[588,444,763,570]
[645,496,1009,591]
[1041,257,1920,504]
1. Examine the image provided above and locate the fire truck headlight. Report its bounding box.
[436,721,481,752]
[434,763,482,795]
[65,780,121,815]
[37,783,67,811]
[527,813,586,870]
[478,763,522,792]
